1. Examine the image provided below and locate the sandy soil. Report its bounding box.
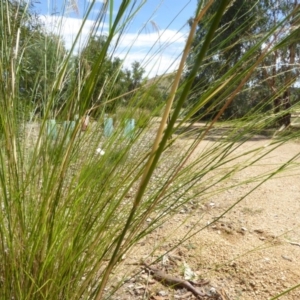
[111,132,300,300]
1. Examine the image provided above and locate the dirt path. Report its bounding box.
[112,136,300,300]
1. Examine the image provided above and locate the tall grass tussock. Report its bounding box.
[0,0,300,299]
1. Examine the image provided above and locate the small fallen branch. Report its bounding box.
[142,261,207,299]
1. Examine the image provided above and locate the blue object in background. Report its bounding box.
[104,117,114,137]
[63,120,76,142]
[124,119,135,138]
[46,119,57,140]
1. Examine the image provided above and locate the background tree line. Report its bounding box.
[1,0,166,121]
[3,0,300,126]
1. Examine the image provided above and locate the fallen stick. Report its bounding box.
[142,261,206,299]
[289,241,300,247]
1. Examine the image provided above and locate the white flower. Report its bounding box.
[96,148,105,155]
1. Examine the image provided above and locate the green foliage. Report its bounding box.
[20,32,67,114]
[134,109,152,128]
[79,36,125,113]
[128,61,145,90]
[0,1,67,119]
[77,35,164,116]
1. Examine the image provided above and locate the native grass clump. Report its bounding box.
[0,0,300,299]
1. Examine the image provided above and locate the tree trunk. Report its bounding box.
[276,91,291,127]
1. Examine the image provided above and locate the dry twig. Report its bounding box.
[289,241,300,247]
[142,261,207,299]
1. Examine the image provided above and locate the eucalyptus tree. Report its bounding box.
[260,0,300,127]
[186,0,300,124]
[185,0,263,120]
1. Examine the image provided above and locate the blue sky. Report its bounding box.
[33,0,198,77]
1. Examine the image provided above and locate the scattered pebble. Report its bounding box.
[158,290,168,296]
[264,257,270,263]
[209,287,217,295]
[281,255,292,262]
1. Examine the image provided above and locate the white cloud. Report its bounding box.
[111,29,186,77]
[116,51,181,78]
[42,15,108,52]
[115,29,185,48]
[42,16,187,77]
[87,0,106,3]
[112,29,187,77]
